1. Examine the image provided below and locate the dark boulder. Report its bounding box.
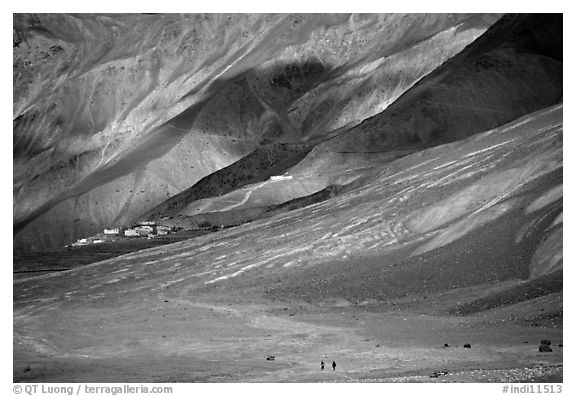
[430,370,449,378]
[539,345,553,352]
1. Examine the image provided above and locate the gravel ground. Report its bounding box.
[380,365,563,383]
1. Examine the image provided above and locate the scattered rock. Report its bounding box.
[266,356,275,361]
[463,343,471,348]
[23,365,31,373]
[539,345,553,352]
[375,344,380,348]
[430,370,448,378]
[540,339,552,346]
[559,344,563,348]
[443,343,450,348]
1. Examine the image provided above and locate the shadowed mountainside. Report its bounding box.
[305,13,562,173]
[141,13,562,224]
[141,142,313,220]
[14,13,499,251]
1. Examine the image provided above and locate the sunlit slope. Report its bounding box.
[15,104,562,314]
[13,13,498,251]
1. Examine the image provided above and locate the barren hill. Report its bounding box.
[13,13,563,383]
[138,13,562,223]
[305,13,562,175]
[14,104,563,382]
[14,13,500,251]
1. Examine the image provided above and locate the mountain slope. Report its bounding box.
[13,13,499,251]
[13,13,563,383]
[140,13,562,223]
[14,104,562,382]
[304,13,562,175]
[15,104,562,308]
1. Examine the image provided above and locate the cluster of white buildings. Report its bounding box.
[123,222,173,237]
[69,221,174,247]
[102,221,173,237]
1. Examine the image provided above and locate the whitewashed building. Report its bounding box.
[71,238,88,246]
[136,225,154,236]
[124,229,139,237]
[270,175,293,181]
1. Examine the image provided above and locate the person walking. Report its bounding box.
[321,361,325,370]
[332,361,336,371]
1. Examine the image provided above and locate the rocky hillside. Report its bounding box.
[15,103,563,316]
[13,13,499,251]
[306,13,562,173]
[141,142,313,220]
[13,14,563,383]
[140,13,562,225]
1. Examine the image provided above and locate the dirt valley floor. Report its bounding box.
[14,282,562,383]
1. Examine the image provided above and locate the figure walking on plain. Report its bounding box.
[332,361,336,371]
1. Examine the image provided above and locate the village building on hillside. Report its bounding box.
[135,225,154,236]
[124,229,139,237]
[68,222,175,247]
[270,175,293,181]
[103,228,120,235]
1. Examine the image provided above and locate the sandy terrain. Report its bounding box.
[14,290,562,382]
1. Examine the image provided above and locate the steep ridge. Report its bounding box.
[304,13,562,173]
[13,13,498,251]
[142,142,313,220]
